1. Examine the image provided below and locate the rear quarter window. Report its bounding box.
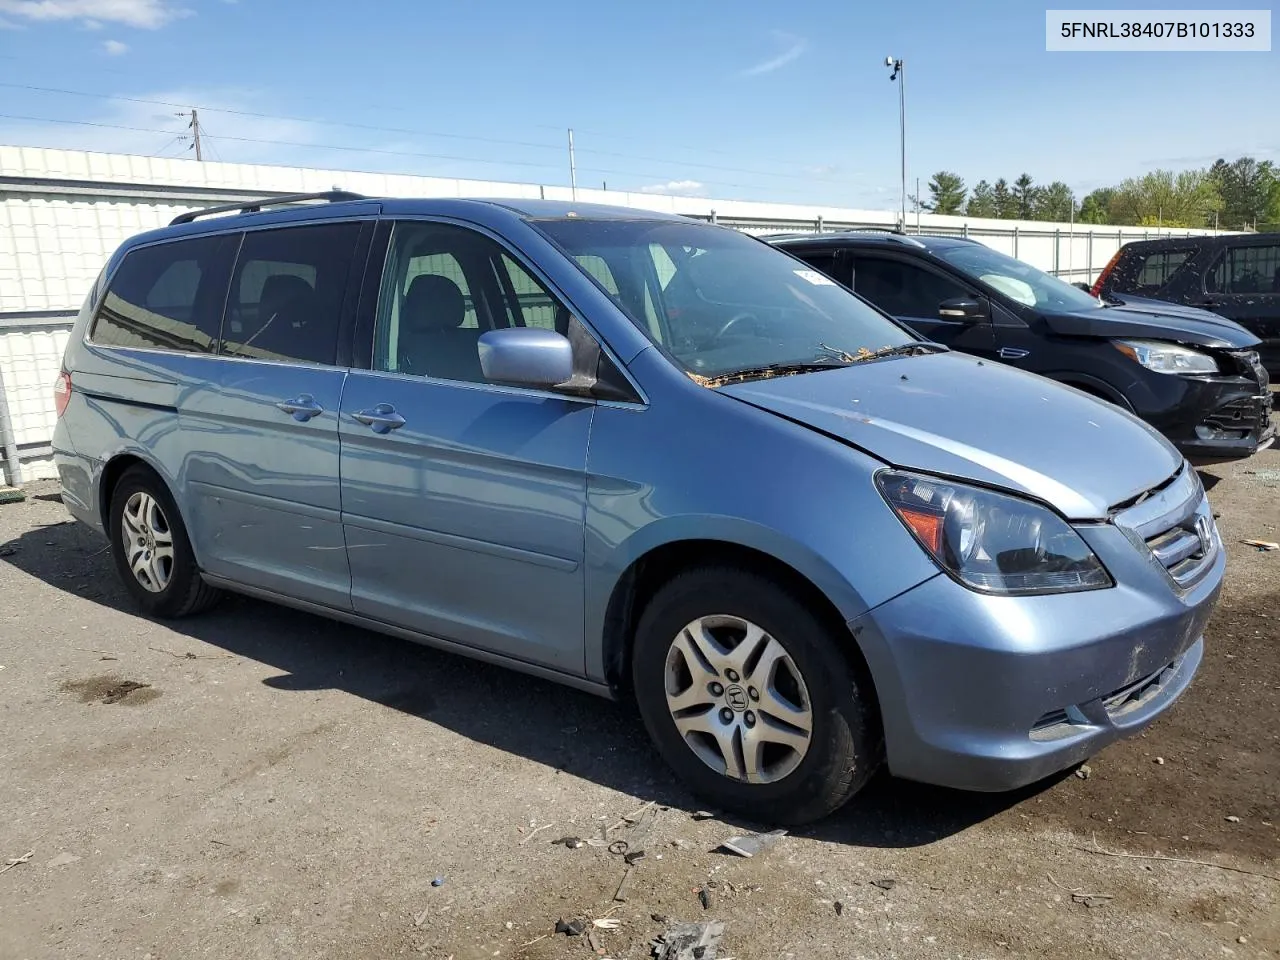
[91,234,235,352]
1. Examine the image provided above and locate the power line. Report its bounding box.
[0,113,840,199]
[0,81,848,185]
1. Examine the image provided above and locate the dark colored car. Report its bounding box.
[1092,233,1280,378]
[771,232,1274,461]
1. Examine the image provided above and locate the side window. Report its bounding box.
[222,222,361,365]
[375,221,569,383]
[1116,248,1194,294]
[795,251,852,289]
[497,253,565,332]
[854,257,969,317]
[91,235,234,352]
[1222,244,1280,295]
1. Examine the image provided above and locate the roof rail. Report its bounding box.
[169,190,367,226]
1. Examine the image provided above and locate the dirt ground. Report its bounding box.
[1,444,1277,960]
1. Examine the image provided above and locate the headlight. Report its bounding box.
[1112,339,1218,374]
[876,471,1112,595]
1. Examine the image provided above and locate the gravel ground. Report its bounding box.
[1,446,1277,960]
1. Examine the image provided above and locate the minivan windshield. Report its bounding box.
[934,243,1104,313]
[534,218,917,380]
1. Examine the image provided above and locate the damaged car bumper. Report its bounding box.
[848,466,1222,792]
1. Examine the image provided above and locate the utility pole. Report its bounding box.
[567,128,577,200]
[187,108,203,161]
[886,56,906,230]
[915,176,921,233]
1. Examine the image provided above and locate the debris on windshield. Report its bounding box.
[717,828,787,858]
[652,920,726,960]
[686,371,715,387]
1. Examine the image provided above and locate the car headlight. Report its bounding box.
[876,471,1112,595]
[1112,339,1218,374]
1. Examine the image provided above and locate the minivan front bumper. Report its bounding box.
[847,492,1222,792]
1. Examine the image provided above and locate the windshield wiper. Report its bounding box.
[698,359,851,387]
[851,341,948,361]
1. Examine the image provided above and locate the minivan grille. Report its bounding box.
[1113,465,1218,590]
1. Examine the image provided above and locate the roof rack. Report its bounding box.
[169,190,367,226]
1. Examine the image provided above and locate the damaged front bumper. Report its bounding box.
[847,476,1223,792]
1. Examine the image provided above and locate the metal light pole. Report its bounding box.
[886,56,905,229]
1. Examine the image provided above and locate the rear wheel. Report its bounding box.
[108,465,221,618]
[632,566,880,825]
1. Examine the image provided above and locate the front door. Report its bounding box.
[338,220,593,673]
[186,219,369,610]
[1202,241,1280,375]
[851,254,997,357]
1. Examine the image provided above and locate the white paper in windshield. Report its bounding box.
[794,269,836,286]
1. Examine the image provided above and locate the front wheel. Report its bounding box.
[632,567,880,825]
[108,465,221,618]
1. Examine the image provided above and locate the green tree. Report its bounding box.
[1078,188,1115,224]
[966,180,997,218]
[1110,169,1221,228]
[1013,173,1036,219]
[992,178,1016,218]
[1033,181,1076,221]
[1210,157,1276,229]
[926,170,967,215]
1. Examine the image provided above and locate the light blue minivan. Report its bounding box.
[53,194,1222,823]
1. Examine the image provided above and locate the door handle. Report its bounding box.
[998,347,1030,360]
[275,394,324,421]
[353,403,407,434]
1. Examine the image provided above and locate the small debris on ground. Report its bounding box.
[1076,764,1092,780]
[870,879,897,892]
[1225,815,1242,824]
[1154,756,1165,764]
[834,900,844,916]
[718,828,787,858]
[697,885,711,910]
[0,545,18,556]
[691,811,717,821]
[593,918,622,930]
[46,852,80,868]
[1071,893,1114,908]
[431,876,446,887]
[651,920,725,960]
[0,488,26,505]
[651,913,670,924]
[1241,539,1280,551]
[1,849,35,874]
[555,918,586,937]
[551,836,584,849]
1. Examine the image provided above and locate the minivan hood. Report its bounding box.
[1045,300,1259,348]
[720,353,1181,519]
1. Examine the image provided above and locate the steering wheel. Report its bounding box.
[713,311,761,341]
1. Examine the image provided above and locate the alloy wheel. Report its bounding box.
[120,491,174,593]
[663,615,813,784]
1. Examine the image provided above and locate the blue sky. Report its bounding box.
[0,0,1275,209]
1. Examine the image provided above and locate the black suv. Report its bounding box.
[771,232,1274,461]
[1092,233,1280,378]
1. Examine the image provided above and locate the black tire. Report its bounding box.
[107,464,221,618]
[632,566,880,825]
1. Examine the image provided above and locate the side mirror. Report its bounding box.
[937,297,987,323]
[478,328,574,389]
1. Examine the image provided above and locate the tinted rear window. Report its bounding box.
[221,222,361,366]
[91,235,234,352]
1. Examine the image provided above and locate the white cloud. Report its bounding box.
[639,179,707,196]
[102,37,126,53]
[741,31,807,76]
[0,0,186,29]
